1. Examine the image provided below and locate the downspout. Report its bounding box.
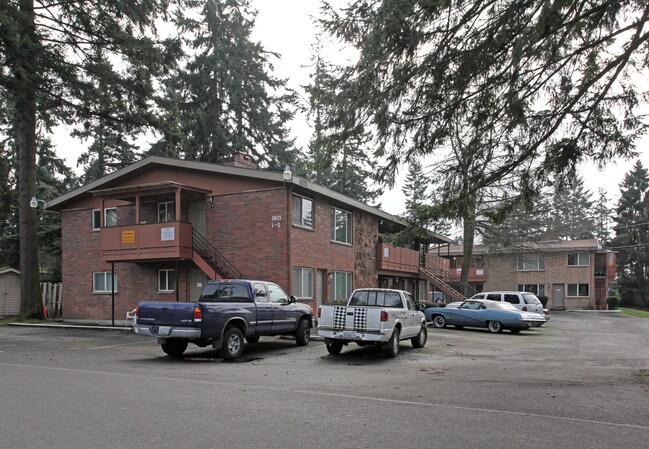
[286,185,293,294]
[111,262,115,326]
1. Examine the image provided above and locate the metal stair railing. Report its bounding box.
[192,228,245,280]
[422,254,477,300]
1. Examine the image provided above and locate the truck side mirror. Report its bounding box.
[289,295,297,303]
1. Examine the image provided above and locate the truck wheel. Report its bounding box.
[246,335,260,344]
[161,339,188,357]
[383,327,400,358]
[325,340,343,355]
[295,318,310,346]
[220,327,245,360]
[411,325,427,348]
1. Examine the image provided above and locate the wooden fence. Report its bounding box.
[41,282,62,318]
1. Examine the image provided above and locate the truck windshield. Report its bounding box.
[200,283,252,303]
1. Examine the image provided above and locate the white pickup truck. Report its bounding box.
[317,288,427,357]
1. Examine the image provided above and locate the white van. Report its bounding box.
[469,291,546,318]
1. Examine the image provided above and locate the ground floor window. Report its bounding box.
[292,267,314,299]
[93,271,117,293]
[518,284,545,296]
[567,283,589,297]
[332,271,352,302]
[158,269,176,292]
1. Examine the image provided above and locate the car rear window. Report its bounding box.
[350,290,403,307]
[522,293,541,304]
[199,283,252,303]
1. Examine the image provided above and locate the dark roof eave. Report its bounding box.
[47,156,452,244]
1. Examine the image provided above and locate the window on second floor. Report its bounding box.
[517,253,545,271]
[331,208,352,244]
[292,194,313,229]
[92,209,101,230]
[104,208,117,227]
[567,252,589,266]
[158,202,175,223]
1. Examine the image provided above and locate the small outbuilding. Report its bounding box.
[0,267,21,318]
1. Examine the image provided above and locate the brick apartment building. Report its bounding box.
[48,155,452,323]
[436,239,617,310]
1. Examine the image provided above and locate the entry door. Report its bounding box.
[315,270,326,310]
[552,284,565,309]
[189,268,208,301]
[188,198,206,235]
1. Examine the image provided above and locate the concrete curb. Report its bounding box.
[9,322,133,331]
[9,322,327,340]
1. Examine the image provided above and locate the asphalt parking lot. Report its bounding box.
[1,311,648,449]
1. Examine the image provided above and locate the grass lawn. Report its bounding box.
[619,308,649,319]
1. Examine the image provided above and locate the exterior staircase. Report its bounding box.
[420,254,476,302]
[192,229,245,280]
[594,276,607,310]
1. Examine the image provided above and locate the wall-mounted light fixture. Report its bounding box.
[282,164,292,181]
[30,196,47,209]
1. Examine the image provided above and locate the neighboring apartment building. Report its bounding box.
[48,155,451,323]
[437,239,617,310]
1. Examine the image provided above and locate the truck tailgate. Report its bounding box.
[333,306,383,333]
[137,302,199,327]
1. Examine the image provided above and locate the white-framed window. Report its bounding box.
[518,284,545,296]
[292,194,313,229]
[92,209,101,230]
[93,271,117,293]
[517,253,545,271]
[331,208,352,244]
[292,267,314,299]
[567,252,589,266]
[332,271,352,302]
[158,269,176,292]
[567,283,589,297]
[158,201,175,223]
[104,208,117,227]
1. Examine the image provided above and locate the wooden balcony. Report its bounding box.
[377,243,420,274]
[447,267,487,283]
[100,221,194,262]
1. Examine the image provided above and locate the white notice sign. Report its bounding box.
[161,227,175,241]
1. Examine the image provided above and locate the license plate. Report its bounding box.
[158,326,171,335]
[343,330,356,339]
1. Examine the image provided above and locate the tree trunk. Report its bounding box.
[460,196,476,298]
[17,0,43,319]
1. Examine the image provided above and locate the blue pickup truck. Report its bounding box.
[133,279,313,360]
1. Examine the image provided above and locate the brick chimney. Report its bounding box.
[223,152,258,169]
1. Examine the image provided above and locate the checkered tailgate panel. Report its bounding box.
[333,307,367,331]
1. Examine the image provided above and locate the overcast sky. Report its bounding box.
[54,0,649,217]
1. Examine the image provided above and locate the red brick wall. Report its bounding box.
[59,166,386,321]
[206,189,290,287]
[61,208,195,321]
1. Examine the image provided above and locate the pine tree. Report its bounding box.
[151,0,298,169]
[549,176,595,240]
[593,188,612,245]
[303,39,379,203]
[1,0,179,318]
[611,161,649,308]
[320,0,648,285]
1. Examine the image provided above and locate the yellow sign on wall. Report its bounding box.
[122,230,135,244]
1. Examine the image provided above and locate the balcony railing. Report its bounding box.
[376,243,420,274]
[100,221,193,262]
